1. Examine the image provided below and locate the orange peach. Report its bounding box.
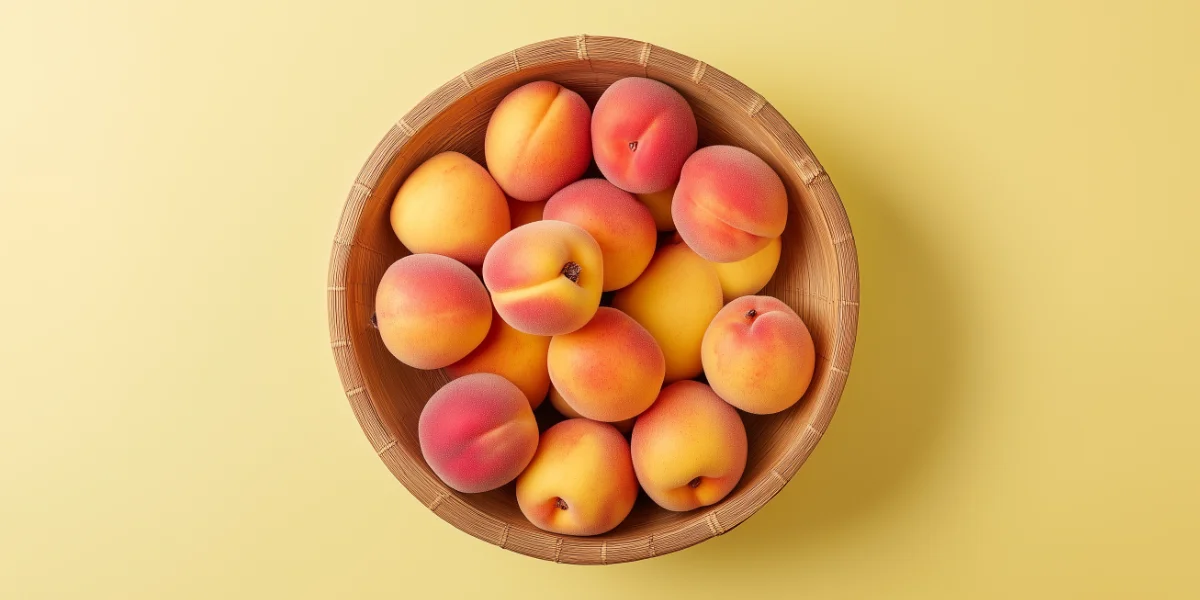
[390,151,510,268]
[482,220,603,336]
[701,295,815,414]
[374,254,491,369]
[446,310,551,409]
[485,81,591,202]
[508,196,546,228]
[712,236,782,301]
[516,419,638,535]
[635,185,676,231]
[548,385,634,433]
[547,307,665,422]
[611,241,723,382]
[592,77,698,194]
[631,381,747,511]
[672,145,788,262]
[544,179,657,291]
[419,373,539,493]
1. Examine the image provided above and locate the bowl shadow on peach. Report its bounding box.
[636,109,967,574]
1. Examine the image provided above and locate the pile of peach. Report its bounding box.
[374,77,816,536]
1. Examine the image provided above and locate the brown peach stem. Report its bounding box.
[688,477,702,488]
[628,141,638,151]
[561,261,582,283]
[746,309,757,319]
[555,497,569,510]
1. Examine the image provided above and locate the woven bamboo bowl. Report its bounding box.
[328,35,859,564]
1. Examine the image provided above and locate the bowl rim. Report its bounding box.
[327,34,860,564]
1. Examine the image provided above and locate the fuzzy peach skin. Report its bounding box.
[547,307,665,422]
[482,220,603,336]
[631,381,748,511]
[548,385,634,433]
[485,81,591,202]
[672,145,788,263]
[390,151,510,268]
[611,241,723,382]
[544,179,657,291]
[508,196,546,229]
[635,185,676,231]
[419,373,539,494]
[516,419,638,536]
[374,254,492,369]
[702,295,816,415]
[446,310,551,409]
[712,236,782,301]
[592,77,698,194]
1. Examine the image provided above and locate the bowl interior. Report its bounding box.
[331,37,855,562]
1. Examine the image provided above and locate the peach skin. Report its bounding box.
[702,295,816,415]
[712,236,782,301]
[516,419,638,536]
[446,310,551,409]
[508,196,546,229]
[611,240,723,382]
[592,77,698,194]
[547,307,665,422]
[419,373,539,494]
[390,151,510,268]
[548,385,634,433]
[672,145,788,263]
[485,81,591,202]
[635,185,676,231]
[374,253,491,369]
[631,381,748,512]
[482,220,603,336]
[544,179,657,291]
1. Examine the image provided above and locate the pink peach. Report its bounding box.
[592,77,698,194]
[544,179,657,291]
[672,145,788,262]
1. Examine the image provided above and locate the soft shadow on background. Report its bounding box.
[645,81,969,575]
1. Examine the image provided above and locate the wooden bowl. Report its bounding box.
[327,35,859,564]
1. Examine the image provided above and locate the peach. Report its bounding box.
[419,373,539,494]
[516,419,638,535]
[672,145,788,262]
[544,179,657,291]
[485,81,591,202]
[482,221,603,336]
[635,185,676,231]
[592,77,698,194]
[611,241,723,382]
[547,307,665,422]
[712,236,782,301]
[446,310,551,409]
[631,381,747,512]
[548,385,634,433]
[374,254,491,369]
[390,151,510,268]
[508,196,545,229]
[701,295,816,415]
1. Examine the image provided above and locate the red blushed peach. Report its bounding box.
[485,81,591,202]
[419,373,539,494]
[446,310,551,409]
[544,179,657,291]
[701,295,816,415]
[516,419,638,536]
[672,145,788,262]
[592,77,698,194]
[482,221,603,336]
[508,196,546,229]
[390,151,510,268]
[547,307,665,422]
[374,254,491,369]
[631,381,748,512]
[548,385,634,433]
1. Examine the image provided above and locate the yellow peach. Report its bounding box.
[508,196,546,228]
[712,236,782,301]
[485,81,592,202]
[544,179,657,291]
[548,386,634,433]
[446,310,551,409]
[635,185,676,231]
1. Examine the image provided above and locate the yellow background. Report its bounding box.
[3,0,1198,597]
